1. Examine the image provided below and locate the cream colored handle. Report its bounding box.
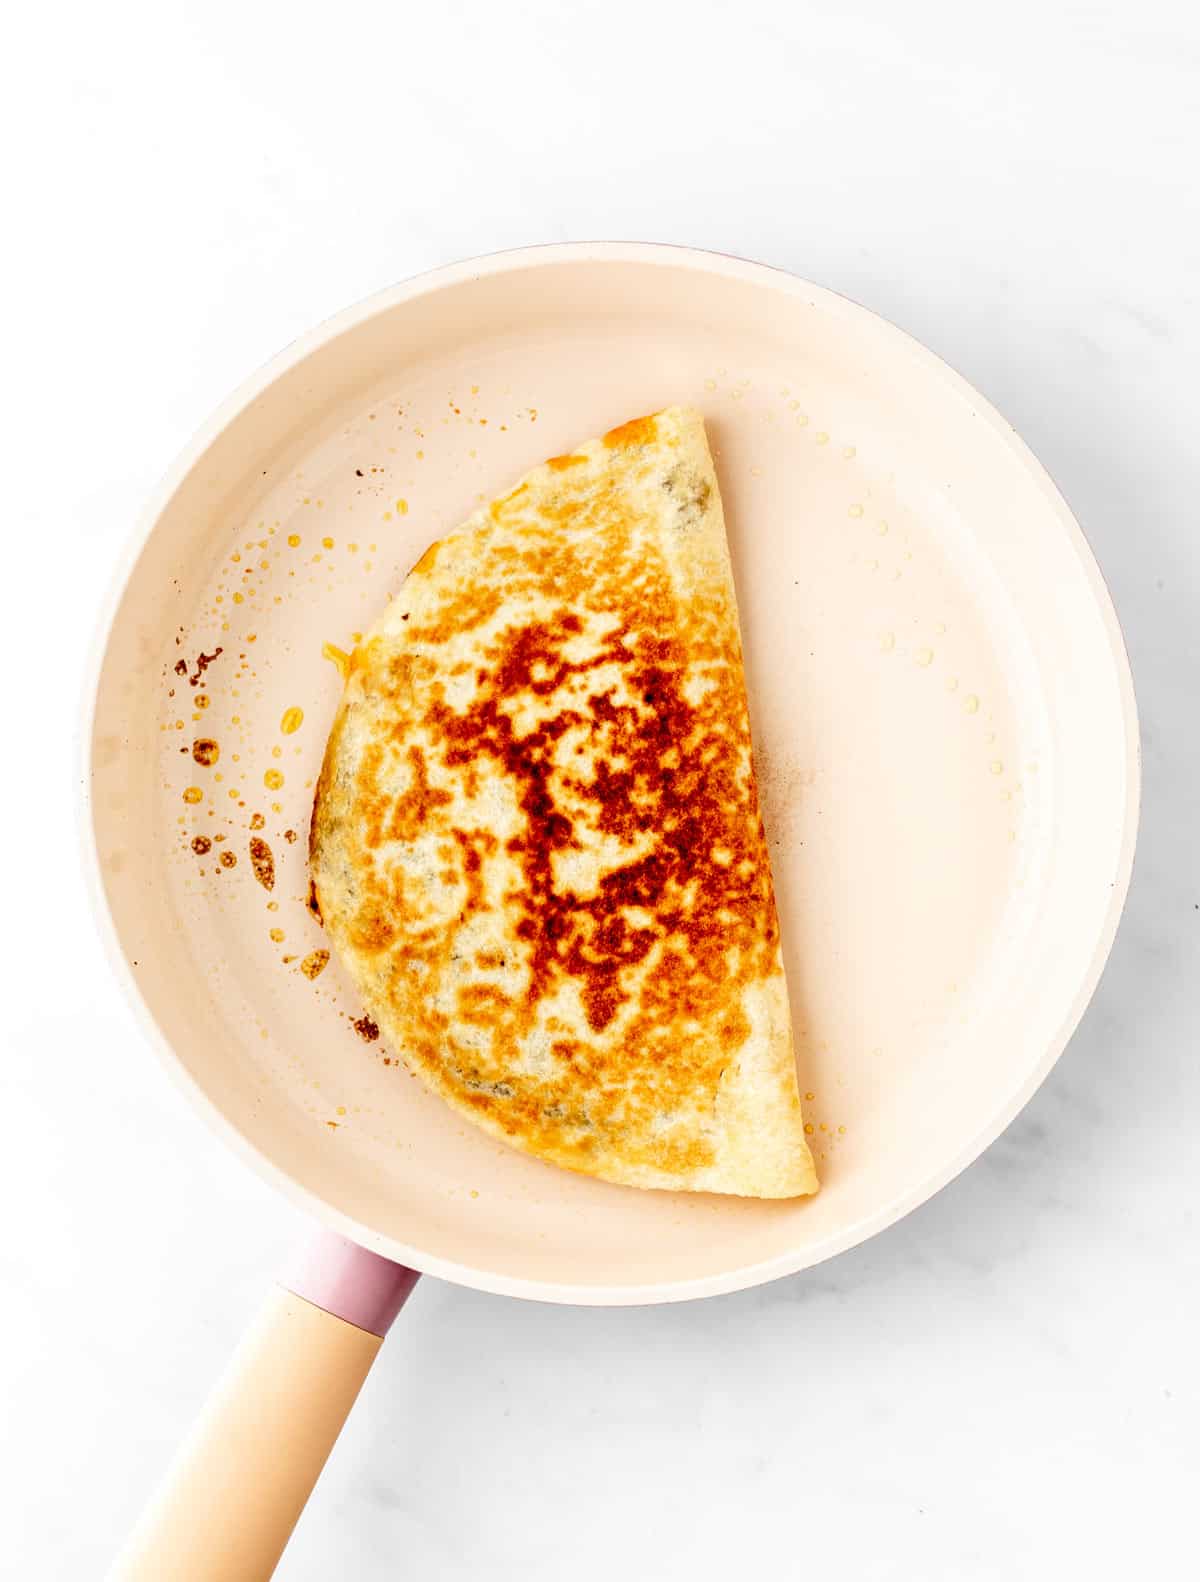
[109,1287,382,1581]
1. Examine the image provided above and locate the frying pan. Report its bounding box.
[87,243,1139,1578]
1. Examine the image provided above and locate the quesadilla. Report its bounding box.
[310,406,817,1197]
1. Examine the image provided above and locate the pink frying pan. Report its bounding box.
[87,244,1138,1578]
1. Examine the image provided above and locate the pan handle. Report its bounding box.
[108,1232,419,1582]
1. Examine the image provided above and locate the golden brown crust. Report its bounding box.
[310,407,817,1197]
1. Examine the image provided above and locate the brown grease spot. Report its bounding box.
[185,648,223,687]
[191,835,211,855]
[192,738,219,767]
[250,812,265,831]
[353,1013,380,1042]
[301,949,330,980]
[249,838,275,890]
[219,850,237,869]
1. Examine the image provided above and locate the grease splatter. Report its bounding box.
[249,838,275,891]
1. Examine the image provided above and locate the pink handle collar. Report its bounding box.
[283,1230,419,1337]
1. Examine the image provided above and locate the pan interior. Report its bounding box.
[89,250,1135,1299]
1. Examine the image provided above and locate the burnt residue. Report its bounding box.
[249,838,275,890]
[174,648,223,688]
[189,648,223,687]
[307,879,323,925]
[353,1013,380,1042]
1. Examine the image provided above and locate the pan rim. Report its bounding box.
[82,241,1141,1305]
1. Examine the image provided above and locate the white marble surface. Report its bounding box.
[5,3,1198,1577]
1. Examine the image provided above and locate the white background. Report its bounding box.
[4,3,1198,1578]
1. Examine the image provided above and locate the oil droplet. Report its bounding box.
[191,835,211,855]
[322,642,351,678]
[269,928,285,943]
[990,760,1004,775]
[915,647,933,668]
[249,837,275,891]
[264,768,284,791]
[804,1091,815,1102]
[804,1123,814,1135]
[880,632,896,652]
[219,850,236,869]
[322,536,334,550]
[838,1125,846,1135]
[192,738,219,766]
[964,694,980,714]
[301,949,330,980]
[232,592,243,604]
[396,499,408,516]
[280,706,304,735]
[287,533,301,548]
[271,745,282,759]
[250,812,265,831]
[182,787,202,804]
[848,504,864,519]
[876,520,890,536]
[195,693,210,710]
[815,431,830,445]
